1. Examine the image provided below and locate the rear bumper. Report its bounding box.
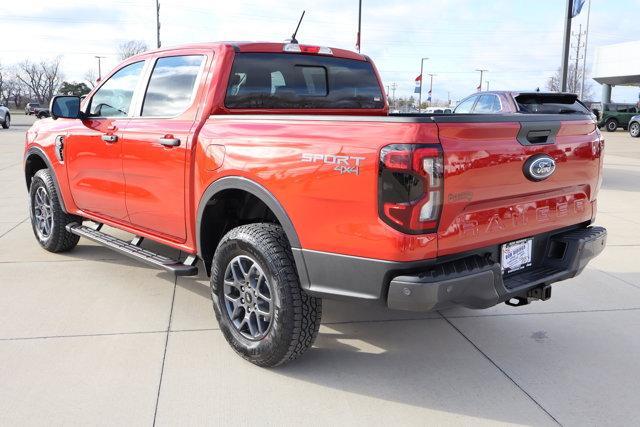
[387,226,607,311]
[296,225,606,312]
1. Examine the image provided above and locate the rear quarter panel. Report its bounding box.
[195,117,439,262]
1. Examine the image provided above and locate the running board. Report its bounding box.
[66,223,198,276]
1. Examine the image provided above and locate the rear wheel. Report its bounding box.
[605,118,618,132]
[1,113,9,129]
[210,223,322,367]
[630,122,640,138]
[29,169,80,252]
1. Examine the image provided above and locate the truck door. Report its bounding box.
[65,61,146,222]
[120,53,208,241]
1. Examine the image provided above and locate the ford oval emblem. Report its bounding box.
[523,155,556,181]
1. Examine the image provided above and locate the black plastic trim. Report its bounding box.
[209,113,593,123]
[387,226,606,312]
[516,121,561,146]
[299,225,606,310]
[67,223,198,276]
[196,176,301,252]
[24,147,68,213]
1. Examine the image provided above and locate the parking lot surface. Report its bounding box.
[1,114,639,426]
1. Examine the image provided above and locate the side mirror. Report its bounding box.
[50,96,81,120]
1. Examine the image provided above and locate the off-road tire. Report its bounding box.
[29,169,80,252]
[1,113,9,129]
[605,118,618,132]
[210,223,322,367]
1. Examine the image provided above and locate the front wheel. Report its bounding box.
[605,119,618,132]
[29,169,80,252]
[1,114,9,129]
[210,223,322,367]
[630,122,640,138]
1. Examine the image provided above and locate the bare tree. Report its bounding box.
[84,68,98,89]
[1,64,29,108]
[118,40,149,60]
[16,57,64,104]
[546,64,594,101]
[0,63,5,105]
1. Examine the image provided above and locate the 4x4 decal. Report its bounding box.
[301,153,366,175]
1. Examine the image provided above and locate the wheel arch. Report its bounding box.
[196,176,303,275]
[24,147,67,213]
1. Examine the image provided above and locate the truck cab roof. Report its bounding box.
[133,41,368,62]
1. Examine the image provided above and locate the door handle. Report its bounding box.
[159,137,181,147]
[101,134,118,143]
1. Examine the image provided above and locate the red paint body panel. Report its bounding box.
[437,120,600,256]
[194,118,440,261]
[64,117,130,222]
[24,42,603,266]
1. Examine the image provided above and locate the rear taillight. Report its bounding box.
[378,144,443,234]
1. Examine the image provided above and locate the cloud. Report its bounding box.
[1,0,639,102]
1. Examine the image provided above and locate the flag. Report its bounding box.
[427,89,432,102]
[414,75,422,94]
[571,0,586,17]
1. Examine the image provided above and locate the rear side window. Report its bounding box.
[225,53,384,109]
[516,94,589,114]
[473,94,501,113]
[142,55,204,117]
[454,95,477,114]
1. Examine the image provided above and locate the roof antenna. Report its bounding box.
[288,11,305,44]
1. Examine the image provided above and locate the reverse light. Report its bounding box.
[283,44,333,55]
[378,144,444,234]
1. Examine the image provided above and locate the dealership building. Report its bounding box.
[593,40,640,104]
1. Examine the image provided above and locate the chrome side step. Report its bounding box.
[66,223,198,276]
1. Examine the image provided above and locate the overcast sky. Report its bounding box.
[1,0,639,102]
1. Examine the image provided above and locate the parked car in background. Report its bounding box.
[423,106,452,114]
[629,115,640,137]
[35,109,50,119]
[24,102,50,118]
[454,91,590,115]
[25,103,41,115]
[598,103,638,132]
[0,104,10,129]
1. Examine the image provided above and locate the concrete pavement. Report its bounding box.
[1,115,639,426]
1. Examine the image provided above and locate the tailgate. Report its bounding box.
[435,116,602,257]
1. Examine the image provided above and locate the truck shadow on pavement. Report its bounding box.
[269,310,545,424]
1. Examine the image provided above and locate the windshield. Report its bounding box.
[225,53,384,109]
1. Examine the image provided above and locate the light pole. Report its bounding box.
[560,0,574,91]
[391,82,397,108]
[356,0,362,52]
[418,57,428,112]
[94,56,105,80]
[580,0,592,99]
[476,69,488,91]
[427,73,435,106]
[156,0,161,48]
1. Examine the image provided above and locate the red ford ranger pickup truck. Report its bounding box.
[24,42,606,366]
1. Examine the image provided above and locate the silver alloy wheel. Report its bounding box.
[33,186,53,240]
[223,255,273,340]
[631,122,640,137]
